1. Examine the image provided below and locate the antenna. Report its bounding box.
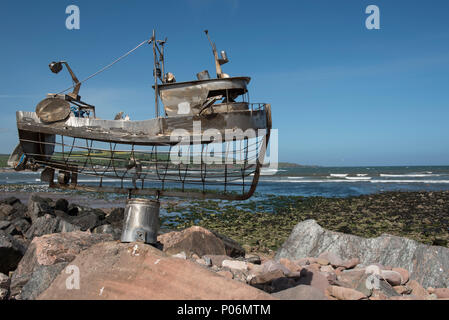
[204,30,229,78]
[157,37,167,82]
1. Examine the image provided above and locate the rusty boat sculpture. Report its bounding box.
[9,30,272,201]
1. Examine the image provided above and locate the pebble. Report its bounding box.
[294,258,311,267]
[427,293,438,300]
[335,266,345,276]
[320,265,335,273]
[221,260,248,271]
[365,264,382,276]
[434,288,449,299]
[203,256,212,266]
[307,263,322,271]
[321,270,337,284]
[392,267,409,284]
[195,258,209,266]
[249,269,284,285]
[246,274,256,283]
[326,285,366,300]
[369,291,389,300]
[247,262,263,275]
[380,270,402,286]
[261,260,290,275]
[203,255,229,267]
[340,258,360,269]
[407,280,429,298]
[318,252,343,267]
[172,251,187,259]
[393,285,411,295]
[279,258,301,273]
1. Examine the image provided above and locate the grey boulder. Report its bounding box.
[92,224,121,240]
[26,195,53,222]
[10,231,113,299]
[276,219,449,288]
[24,214,81,240]
[0,230,27,274]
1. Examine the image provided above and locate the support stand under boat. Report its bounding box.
[120,197,160,245]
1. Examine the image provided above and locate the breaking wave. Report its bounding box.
[379,173,440,178]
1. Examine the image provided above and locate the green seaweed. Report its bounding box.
[160,191,449,252]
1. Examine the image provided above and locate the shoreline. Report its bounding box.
[2,188,447,252]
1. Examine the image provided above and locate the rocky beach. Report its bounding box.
[0,191,448,300]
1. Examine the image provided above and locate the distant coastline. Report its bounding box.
[2,153,447,170]
[275,162,320,168]
[0,153,318,170]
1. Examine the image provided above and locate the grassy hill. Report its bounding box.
[0,152,316,169]
[0,154,9,167]
[276,162,319,168]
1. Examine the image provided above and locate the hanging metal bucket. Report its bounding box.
[120,198,160,244]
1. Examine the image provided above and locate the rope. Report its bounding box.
[57,38,150,94]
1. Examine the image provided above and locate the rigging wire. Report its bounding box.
[57,38,150,94]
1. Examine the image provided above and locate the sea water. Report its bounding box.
[255,165,449,197]
[1,165,449,198]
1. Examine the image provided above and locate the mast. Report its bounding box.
[150,30,167,118]
[151,30,159,118]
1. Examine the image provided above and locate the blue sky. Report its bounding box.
[1,0,448,166]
